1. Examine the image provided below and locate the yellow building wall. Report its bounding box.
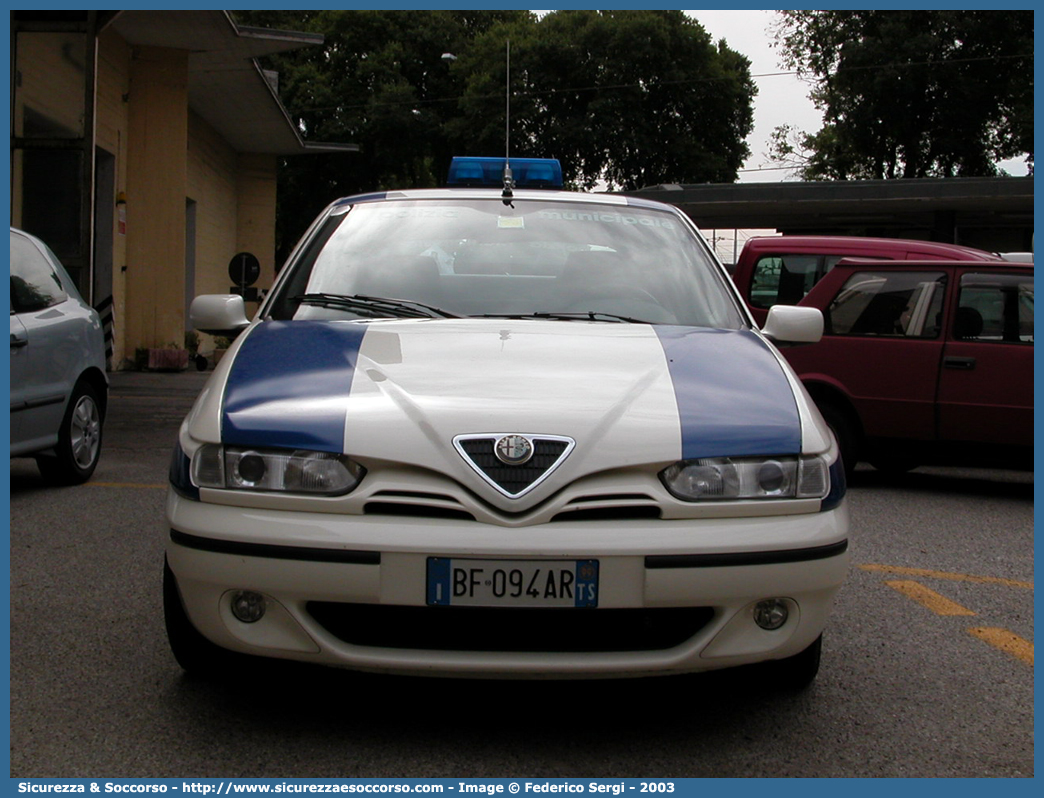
[188,111,239,299]
[95,29,131,367]
[13,28,283,366]
[237,154,279,294]
[187,117,278,349]
[10,30,89,234]
[124,45,189,352]
[13,31,87,138]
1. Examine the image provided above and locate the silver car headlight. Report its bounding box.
[660,455,829,501]
[191,444,365,496]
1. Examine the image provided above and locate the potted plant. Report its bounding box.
[185,331,208,371]
[211,336,232,368]
[147,342,190,371]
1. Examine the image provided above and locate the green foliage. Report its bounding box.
[235,10,755,255]
[770,10,1033,180]
[237,10,532,258]
[452,10,755,191]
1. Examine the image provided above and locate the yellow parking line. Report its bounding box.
[885,580,976,616]
[860,564,1033,590]
[89,482,167,489]
[967,627,1034,667]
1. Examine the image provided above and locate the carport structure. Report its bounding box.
[628,176,1034,255]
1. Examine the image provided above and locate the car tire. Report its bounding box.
[868,456,918,475]
[163,556,239,676]
[817,401,857,480]
[36,380,103,485]
[867,444,919,474]
[771,633,823,691]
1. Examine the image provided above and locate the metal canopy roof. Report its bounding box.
[107,10,357,156]
[625,177,1033,236]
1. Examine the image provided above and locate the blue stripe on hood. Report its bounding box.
[222,321,366,452]
[654,327,801,459]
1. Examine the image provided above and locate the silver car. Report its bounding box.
[10,227,107,483]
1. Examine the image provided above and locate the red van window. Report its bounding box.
[750,252,894,310]
[826,271,947,338]
[956,273,1034,344]
[750,254,821,309]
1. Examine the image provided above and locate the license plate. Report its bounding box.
[426,558,599,608]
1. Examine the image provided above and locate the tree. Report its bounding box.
[235,10,531,257]
[236,10,756,253]
[450,10,755,190]
[769,10,1033,180]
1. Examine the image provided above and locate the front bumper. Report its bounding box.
[165,490,849,678]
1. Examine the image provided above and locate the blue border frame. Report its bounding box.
[3,2,1038,790]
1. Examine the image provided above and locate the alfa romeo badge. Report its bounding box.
[494,435,534,465]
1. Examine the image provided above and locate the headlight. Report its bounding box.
[660,456,829,502]
[191,444,365,496]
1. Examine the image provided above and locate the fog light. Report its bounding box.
[753,598,789,630]
[230,590,267,623]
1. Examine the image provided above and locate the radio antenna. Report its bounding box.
[502,39,513,205]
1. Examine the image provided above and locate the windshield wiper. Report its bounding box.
[292,293,461,319]
[473,311,653,324]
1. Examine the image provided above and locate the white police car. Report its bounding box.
[165,157,848,687]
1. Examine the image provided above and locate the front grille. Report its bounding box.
[551,506,661,522]
[457,437,571,497]
[306,603,714,652]
[364,502,476,521]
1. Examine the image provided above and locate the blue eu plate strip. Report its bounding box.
[575,559,599,608]
[427,558,452,606]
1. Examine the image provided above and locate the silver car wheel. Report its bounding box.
[70,393,102,469]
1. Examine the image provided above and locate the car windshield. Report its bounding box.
[268,198,745,328]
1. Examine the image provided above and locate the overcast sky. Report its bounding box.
[686,10,819,183]
[688,9,1030,182]
[530,8,1027,184]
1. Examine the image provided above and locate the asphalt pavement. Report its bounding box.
[107,367,212,398]
[8,365,1034,778]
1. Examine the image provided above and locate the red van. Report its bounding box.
[785,259,1033,475]
[732,235,1003,325]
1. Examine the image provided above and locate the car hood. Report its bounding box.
[195,318,803,505]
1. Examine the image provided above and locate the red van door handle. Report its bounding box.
[944,356,976,370]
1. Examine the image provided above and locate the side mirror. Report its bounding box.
[189,294,251,336]
[762,305,823,345]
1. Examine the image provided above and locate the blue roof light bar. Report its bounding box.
[447,157,563,189]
